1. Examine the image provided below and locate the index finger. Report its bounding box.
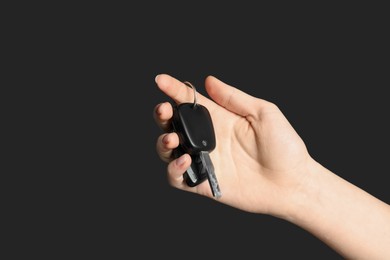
[155,74,217,111]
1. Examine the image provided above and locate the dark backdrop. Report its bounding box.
[21,3,389,259]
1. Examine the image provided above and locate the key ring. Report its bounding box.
[183,81,197,108]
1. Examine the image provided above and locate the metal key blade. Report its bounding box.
[199,151,221,199]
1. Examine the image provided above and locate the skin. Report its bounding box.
[154,74,390,259]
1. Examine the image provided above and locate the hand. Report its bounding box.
[154,74,390,259]
[154,74,312,215]
[154,74,311,214]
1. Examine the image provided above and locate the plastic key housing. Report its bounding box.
[172,102,216,186]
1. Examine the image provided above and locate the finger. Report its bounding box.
[155,74,217,110]
[153,101,173,132]
[156,132,180,162]
[204,75,270,117]
[166,153,192,189]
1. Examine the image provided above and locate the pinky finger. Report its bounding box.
[166,153,192,190]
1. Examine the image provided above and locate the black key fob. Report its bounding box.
[172,102,216,187]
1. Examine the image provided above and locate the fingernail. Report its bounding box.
[176,154,187,166]
[155,103,163,115]
[162,134,170,144]
[155,74,160,83]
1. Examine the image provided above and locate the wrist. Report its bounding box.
[273,157,390,259]
[273,157,325,223]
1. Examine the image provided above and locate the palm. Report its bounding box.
[197,102,309,213]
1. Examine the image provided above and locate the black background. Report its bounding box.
[13,3,389,259]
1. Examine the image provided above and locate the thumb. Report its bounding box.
[205,76,268,116]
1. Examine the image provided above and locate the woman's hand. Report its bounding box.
[154,74,311,216]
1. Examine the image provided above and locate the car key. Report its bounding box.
[171,82,222,198]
